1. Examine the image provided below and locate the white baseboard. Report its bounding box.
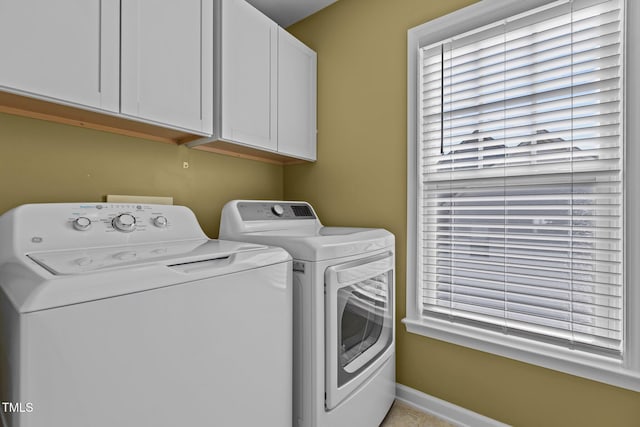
[395,383,511,427]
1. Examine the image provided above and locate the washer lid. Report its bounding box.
[26,239,264,275]
[234,227,394,261]
[2,240,290,313]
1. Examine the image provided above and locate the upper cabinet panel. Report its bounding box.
[220,0,278,151]
[120,0,213,135]
[0,0,119,112]
[277,28,317,161]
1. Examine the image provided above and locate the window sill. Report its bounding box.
[402,316,640,392]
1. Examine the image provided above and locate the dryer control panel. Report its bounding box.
[237,201,316,221]
[220,200,322,239]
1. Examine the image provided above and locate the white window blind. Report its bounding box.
[418,0,623,356]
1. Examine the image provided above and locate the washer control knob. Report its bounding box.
[153,216,168,228]
[112,213,136,232]
[73,217,92,231]
[271,204,285,217]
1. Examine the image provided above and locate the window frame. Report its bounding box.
[405,0,640,391]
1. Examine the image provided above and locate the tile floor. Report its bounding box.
[380,401,456,427]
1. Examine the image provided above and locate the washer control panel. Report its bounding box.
[65,204,174,234]
[13,203,207,254]
[237,201,316,221]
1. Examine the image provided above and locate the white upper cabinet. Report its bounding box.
[189,0,317,162]
[0,0,315,160]
[277,28,317,161]
[220,0,278,151]
[121,0,213,134]
[0,0,119,112]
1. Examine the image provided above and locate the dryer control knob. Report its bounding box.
[112,213,136,232]
[153,216,168,228]
[73,217,92,231]
[272,204,285,217]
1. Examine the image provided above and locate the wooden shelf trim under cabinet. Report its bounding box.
[0,91,311,166]
[0,91,201,145]
[190,140,307,165]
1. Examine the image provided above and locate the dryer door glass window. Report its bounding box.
[337,271,391,383]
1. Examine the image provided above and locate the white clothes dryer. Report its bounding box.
[220,200,395,427]
[0,203,292,427]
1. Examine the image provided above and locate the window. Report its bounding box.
[405,0,640,391]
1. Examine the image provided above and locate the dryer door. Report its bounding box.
[325,252,394,410]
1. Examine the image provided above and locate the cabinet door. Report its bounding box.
[220,0,278,151]
[121,0,213,135]
[0,0,119,112]
[277,29,317,161]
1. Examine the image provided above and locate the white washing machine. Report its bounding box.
[220,200,395,427]
[0,203,292,427]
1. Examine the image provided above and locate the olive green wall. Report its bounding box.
[285,1,640,426]
[0,113,283,237]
